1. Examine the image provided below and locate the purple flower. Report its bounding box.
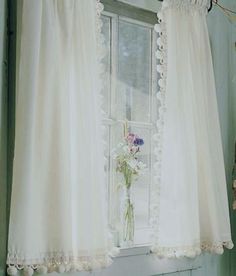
[134,138,144,146]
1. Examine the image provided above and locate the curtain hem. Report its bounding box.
[7,247,120,275]
[151,240,234,258]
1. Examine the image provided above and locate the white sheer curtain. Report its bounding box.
[7,0,118,275]
[151,0,233,258]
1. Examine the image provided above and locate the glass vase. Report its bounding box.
[121,186,134,246]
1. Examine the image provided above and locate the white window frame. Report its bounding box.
[102,7,158,247]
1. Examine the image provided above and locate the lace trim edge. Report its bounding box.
[7,247,120,275]
[151,240,234,258]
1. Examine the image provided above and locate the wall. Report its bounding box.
[0,0,7,275]
[207,1,236,275]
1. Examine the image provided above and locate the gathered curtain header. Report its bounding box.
[162,0,210,12]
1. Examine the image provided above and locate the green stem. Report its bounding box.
[123,197,134,242]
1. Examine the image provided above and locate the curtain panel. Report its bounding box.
[7,0,118,275]
[151,0,233,258]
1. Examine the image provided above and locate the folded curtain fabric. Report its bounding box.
[151,0,233,258]
[7,1,118,275]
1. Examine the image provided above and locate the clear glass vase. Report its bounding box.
[122,187,134,246]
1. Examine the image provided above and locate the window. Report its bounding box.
[101,0,158,247]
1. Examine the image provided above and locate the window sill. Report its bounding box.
[110,245,202,276]
[117,245,151,258]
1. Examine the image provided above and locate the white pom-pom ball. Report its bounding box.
[154,24,161,33]
[36,266,47,274]
[233,200,236,210]
[186,250,197,259]
[233,180,236,189]
[7,266,17,276]
[110,247,120,257]
[23,267,34,276]
[214,247,224,255]
[175,251,183,259]
[226,242,234,250]
[157,12,163,22]
[57,265,65,274]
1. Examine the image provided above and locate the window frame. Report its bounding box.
[101,0,157,25]
[101,0,158,247]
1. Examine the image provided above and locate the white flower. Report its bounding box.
[127,159,138,169]
[138,161,147,169]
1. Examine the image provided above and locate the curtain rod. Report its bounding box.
[157,0,213,12]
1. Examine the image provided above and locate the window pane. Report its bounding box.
[109,122,124,231]
[117,20,152,122]
[101,12,156,245]
[101,15,111,116]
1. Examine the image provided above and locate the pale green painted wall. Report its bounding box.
[0,0,7,275]
[205,1,236,275]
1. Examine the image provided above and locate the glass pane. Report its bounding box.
[117,20,152,122]
[109,122,124,229]
[101,15,111,116]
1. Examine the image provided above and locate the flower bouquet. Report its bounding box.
[113,122,146,246]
